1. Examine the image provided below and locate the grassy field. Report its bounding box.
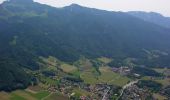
[39,75,59,85]
[0,92,10,100]
[99,67,120,82]
[72,88,90,96]
[99,67,130,86]
[108,76,130,87]
[81,71,99,84]
[75,58,93,71]
[155,78,170,87]
[153,93,167,100]
[10,90,36,100]
[70,70,81,77]
[40,56,59,67]
[141,76,152,80]
[97,57,112,64]
[27,86,45,92]
[44,93,68,100]
[27,91,50,100]
[0,89,50,100]
[80,67,130,86]
[153,68,166,73]
[60,64,77,73]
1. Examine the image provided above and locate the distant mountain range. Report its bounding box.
[128,11,170,29]
[0,0,170,91]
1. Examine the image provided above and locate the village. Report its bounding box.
[47,76,121,100]
[121,84,152,100]
[25,56,170,100]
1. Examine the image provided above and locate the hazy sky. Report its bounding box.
[0,0,170,17]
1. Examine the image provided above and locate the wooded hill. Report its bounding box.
[0,0,170,91]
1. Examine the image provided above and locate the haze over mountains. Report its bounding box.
[0,0,170,91]
[128,11,170,29]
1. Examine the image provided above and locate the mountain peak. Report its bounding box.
[65,3,84,10]
[69,3,82,8]
[63,3,87,12]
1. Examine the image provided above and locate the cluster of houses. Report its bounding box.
[112,66,141,78]
[47,77,121,100]
[160,85,170,99]
[112,66,131,75]
[48,85,58,92]
[121,84,152,100]
[91,83,120,100]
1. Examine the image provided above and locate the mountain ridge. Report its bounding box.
[0,0,170,91]
[128,11,170,29]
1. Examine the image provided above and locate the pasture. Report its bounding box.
[44,93,68,100]
[97,57,112,64]
[60,64,77,73]
[80,67,130,86]
[0,89,50,100]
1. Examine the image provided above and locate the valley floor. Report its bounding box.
[0,57,170,100]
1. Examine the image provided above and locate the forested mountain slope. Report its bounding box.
[128,11,170,29]
[0,0,170,91]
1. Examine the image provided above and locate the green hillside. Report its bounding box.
[0,0,170,91]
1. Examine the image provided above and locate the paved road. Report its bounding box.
[102,86,110,100]
[117,80,139,100]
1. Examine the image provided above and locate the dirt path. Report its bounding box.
[41,92,53,100]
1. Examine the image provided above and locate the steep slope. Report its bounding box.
[0,0,170,91]
[0,61,30,91]
[128,11,170,29]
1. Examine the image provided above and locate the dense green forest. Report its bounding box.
[0,61,30,91]
[132,66,161,77]
[0,0,170,91]
[137,80,162,92]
